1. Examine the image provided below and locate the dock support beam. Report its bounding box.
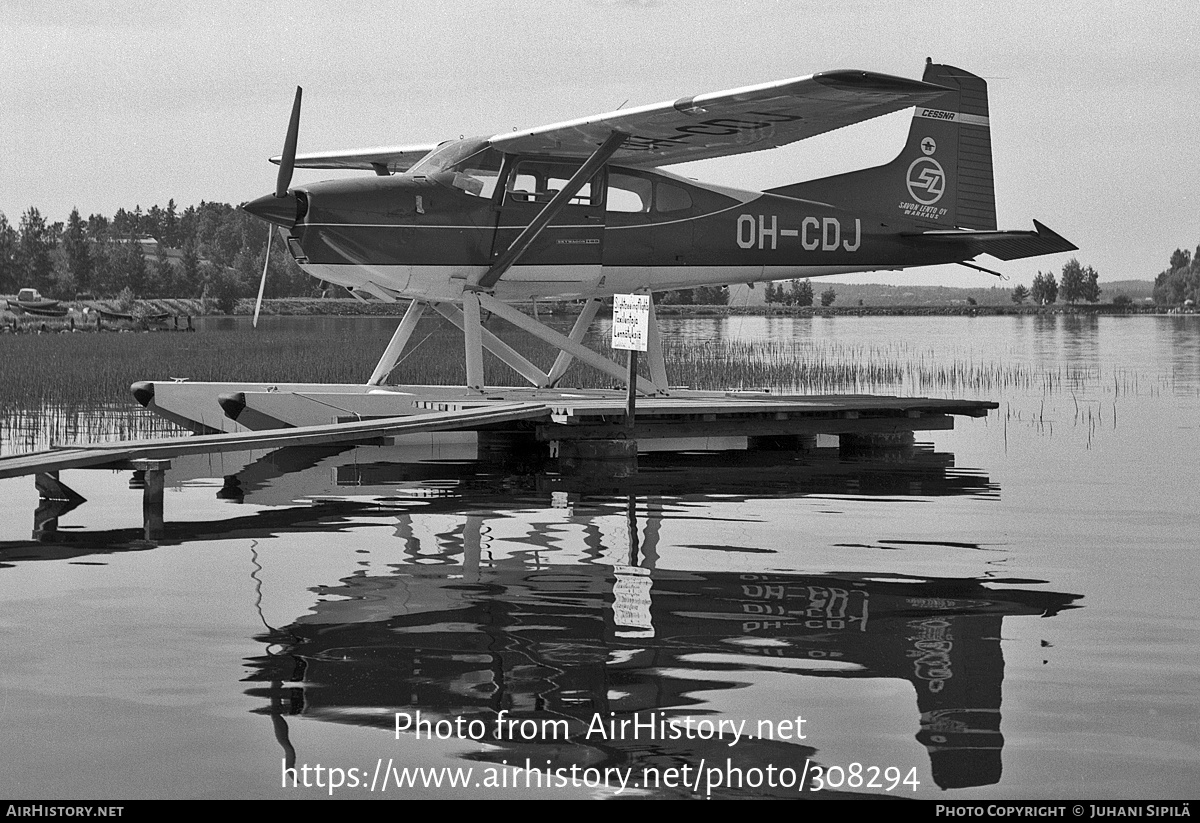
[133,459,171,540]
[33,471,86,541]
[556,439,638,479]
[748,434,816,451]
[476,430,549,467]
[839,431,916,456]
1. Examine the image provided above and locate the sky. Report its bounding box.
[2,0,1197,288]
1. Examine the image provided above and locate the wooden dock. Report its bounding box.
[415,390,994,443]
[0,389,996,541]
[0,402,548,480]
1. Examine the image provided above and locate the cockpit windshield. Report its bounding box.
[409,138,503,198]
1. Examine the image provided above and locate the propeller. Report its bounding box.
[253,225,272,328]
[276,86,302,197]
[251,87,302,328]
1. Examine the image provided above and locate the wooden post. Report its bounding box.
[626,494,640,567]
[626,349,638,434]
[33,471,86,541]
[612,293,649,448]
[133,459,171,540]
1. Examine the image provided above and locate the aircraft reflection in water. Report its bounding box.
[1,442,1080,796]
[194,442,1074,797]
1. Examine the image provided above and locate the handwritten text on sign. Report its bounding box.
[611,294,649,352]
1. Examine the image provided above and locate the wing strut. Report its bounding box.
[472,130,628,291]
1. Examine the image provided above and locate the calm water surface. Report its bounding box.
[0,314,1197,799]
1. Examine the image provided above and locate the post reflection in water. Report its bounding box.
[219,442,1081,797]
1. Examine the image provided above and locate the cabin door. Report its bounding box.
[491,157,606,297]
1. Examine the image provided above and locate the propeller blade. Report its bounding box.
[253,225,272,328]
[275,86,303,198]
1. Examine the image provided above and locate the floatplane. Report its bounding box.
[132,59,1075,437]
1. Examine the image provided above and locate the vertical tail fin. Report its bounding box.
[768,60,997,230]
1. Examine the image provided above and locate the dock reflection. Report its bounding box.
[220,442,1065,796]
[4,441,996,553]
[1,441,1082,794]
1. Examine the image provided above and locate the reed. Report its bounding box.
[0,317,1159,411]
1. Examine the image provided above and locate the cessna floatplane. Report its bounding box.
[132,59,1074,436]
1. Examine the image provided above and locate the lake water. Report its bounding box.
[0,314,1197,799]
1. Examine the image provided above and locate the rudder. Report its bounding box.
[768,60,997,231]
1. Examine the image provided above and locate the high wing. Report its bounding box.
[268,69,946,172]
[486,70,950,167]
[270,143,438,174]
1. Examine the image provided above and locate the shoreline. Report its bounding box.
[1,296,1190,333]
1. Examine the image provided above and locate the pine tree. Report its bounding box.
[1060,258,1084,303]
[1080,265,1101,303]
[0,213,19,293]
[181,237,200,290]
[163,199,179,247]
[63,207,93,295]
[1031,270,1059,305]
[18,208,56,293]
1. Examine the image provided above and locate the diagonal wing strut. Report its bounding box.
[472,130,628,291]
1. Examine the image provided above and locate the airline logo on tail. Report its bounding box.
[900,135,948,219]
[906,155,945,205]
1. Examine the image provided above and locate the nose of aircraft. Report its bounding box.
[242,191,302,227]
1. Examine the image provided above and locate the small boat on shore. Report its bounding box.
[95,307,172,323]
[6,299,67,317]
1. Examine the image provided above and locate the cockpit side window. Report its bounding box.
[410,140,503,198]
[506,160,600,206]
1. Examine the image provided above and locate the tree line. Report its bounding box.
[0,202,312,305]
[763,279,837,307]
[1151,246,1200,305]
[1009,258,1101,305]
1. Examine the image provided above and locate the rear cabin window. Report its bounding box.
[655,182,693,213]
[605,175,694,215]
[607,173,653,213]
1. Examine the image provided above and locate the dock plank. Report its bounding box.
[0,402,550,480]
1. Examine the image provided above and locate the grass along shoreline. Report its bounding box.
[1,295,1178,334]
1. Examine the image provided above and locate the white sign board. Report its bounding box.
[611,293,650,352]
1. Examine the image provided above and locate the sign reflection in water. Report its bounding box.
[184,441,1076,796]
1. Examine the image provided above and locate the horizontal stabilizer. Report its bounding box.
[903,220,1077,261]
